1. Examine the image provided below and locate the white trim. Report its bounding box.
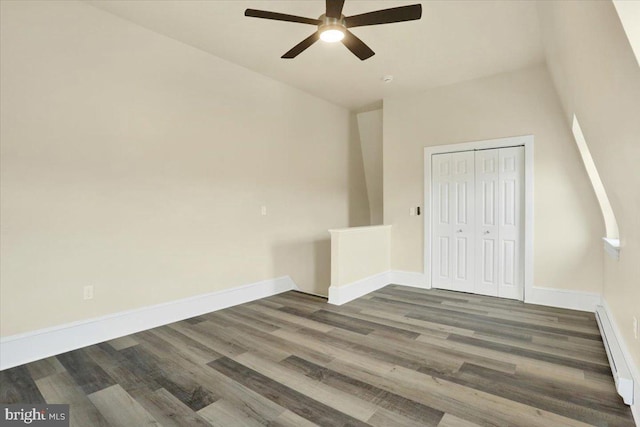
[423,135,534,301]
[526,286,601,312]
[600,298,640,423]
[0,276,298,370]
[595,306,634,406]
[328,271,390,305]
[328,270,429,305]
[603,237,621,260]
[329,225,392,233]
[388,270,428,289]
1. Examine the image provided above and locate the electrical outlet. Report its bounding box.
[634,316,638,340]
[83,285,94,300]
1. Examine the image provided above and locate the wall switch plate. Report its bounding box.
[409,207,415,216]
[634,316,638,340]
[83,285,94,300]
[261,206,267,216]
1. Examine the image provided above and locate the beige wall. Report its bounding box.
[383,64,604,294]
[0,0,369,336]
[356,110,383,225]
[537,0,640,378]
[329,225,391,287]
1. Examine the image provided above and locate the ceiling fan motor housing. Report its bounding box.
[319,14,346,31]
[318,14,347,42]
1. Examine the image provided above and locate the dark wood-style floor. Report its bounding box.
[1,285,635,426]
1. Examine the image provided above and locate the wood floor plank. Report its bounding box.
[437,413,483,427]
[36,371,110,427]
[1,285,634,426]
[472,330,609,364]
[281,355,444,426]
[209,309,280,334]
[56,349,116,395]
[144,326,224,366]
[25,356,66,381]
[271,327,399,377]
[446,334,611,375]
[136,332,291,424]
[327,358,595,427]
[239,303,335,333]
[82,343,160,395]
[208,356,370,427]
[224,321,334,366]
[121,344,218,411]
[235,351,380,422]
[198,398,276,427]
[338,305,453,338]
[367,407,431,427]
[131,387,212,427]
[106,336,138,351]
[269,409,321,427]
[453,362,633,423]
[88,384,160,426]
[168,321,249,359]
[406,304,602,341]
[416,332,590,382]
[0,365,46,404]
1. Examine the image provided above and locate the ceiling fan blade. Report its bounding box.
[341,30,375,60]
[325,0,345,19]
[282,32,321,58]
[245,9,321,26]
[345,4,422,28]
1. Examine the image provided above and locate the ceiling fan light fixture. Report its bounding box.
[320,26,345,43]
[245,2,422,60]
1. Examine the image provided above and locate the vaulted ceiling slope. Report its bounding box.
[85,0,545,110]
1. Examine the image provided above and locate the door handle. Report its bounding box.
[484,230,490,234]
[456,229,463,233]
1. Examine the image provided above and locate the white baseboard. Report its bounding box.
[525,286,601,312]
[328,270,428,305]
[601,299,640,424]
[388,270,429,289]
[0,276,298,371]
[328,271,390,305]
[596,306,634,405]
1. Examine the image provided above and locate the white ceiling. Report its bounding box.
[85,1,545,111]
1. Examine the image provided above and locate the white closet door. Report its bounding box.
[432,151,475,292]
[497,147,524,299]
[474,149,500,296]
[432,154,452,288]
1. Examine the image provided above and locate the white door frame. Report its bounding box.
[424,135,534,301]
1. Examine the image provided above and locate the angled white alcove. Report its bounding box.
[571,116,621,260]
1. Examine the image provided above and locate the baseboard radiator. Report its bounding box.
[595,305,634,405]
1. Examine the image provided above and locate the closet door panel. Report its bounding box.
[432,154,453,289]
[498,147,524,300]
[450,152,475,292]
[474,149,499,296]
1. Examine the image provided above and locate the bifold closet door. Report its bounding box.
[431,151,475,293]
[432,147,524,300]
[496,146,524,299]
[474,149,500,297]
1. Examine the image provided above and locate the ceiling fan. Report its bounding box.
[245,0,422,61]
